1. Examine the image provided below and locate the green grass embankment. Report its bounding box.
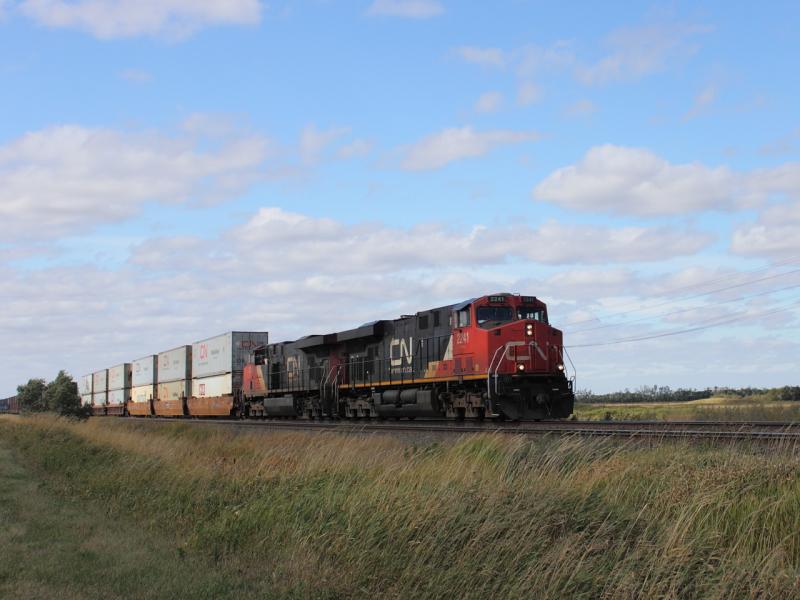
[1,415,800,598]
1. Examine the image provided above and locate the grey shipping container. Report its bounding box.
[132,355,158,387]
[108,363,131,391]
[93,391,107,406]
[157,346,192,383]
[192,331,269,379]
[79,374,93,396]
[81,394,92,406]
[131,384,156,404]
[92,370,108,393]
[108,388,130,406]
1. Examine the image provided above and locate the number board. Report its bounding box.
[521,296,536,304]
[488,295,506,303]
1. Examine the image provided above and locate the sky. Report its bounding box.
[1,0,799,395]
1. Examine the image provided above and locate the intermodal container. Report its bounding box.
[81,394,92,406]
[93,391,107,406]
[157,380,191,402]
[108,364,132,391]
[92,370,108,393]
[132,355,158,387]
[131,385,156,404]
[79,374,93,396]
[158,346,192,383]
[107,388,130,406]
[192,332,269,379]
[192,372,244,398]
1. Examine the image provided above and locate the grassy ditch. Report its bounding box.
[1,415,800,599]
[575,395,800,422]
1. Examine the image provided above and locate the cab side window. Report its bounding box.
[457,309,471,327]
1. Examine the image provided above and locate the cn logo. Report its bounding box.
[199,383,206,396]
[390,337,413,367]
[200,344,208,360]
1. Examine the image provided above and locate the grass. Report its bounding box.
[575,395,800,422]
[2,414,800,598]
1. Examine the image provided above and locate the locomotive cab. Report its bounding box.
[450,294,574,420]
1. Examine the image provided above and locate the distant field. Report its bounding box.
[576,395,800,422]
[2,414,800,599]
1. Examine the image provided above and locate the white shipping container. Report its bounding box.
[192,331,269,379]
[81,394,92,406]
[192,372,244,398]
[93,391,107,406]
[157,346,192,383]
[157,379,191,402]
[132,355,158,387]
[92,370,108,393]
[108,364,131,391]
[131,385,156,404]
[79,374,93,396]
[107,388,130,406]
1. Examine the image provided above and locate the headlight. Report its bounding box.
[526,323,534,336]
[517,363,526,372]
[557,363,565,371]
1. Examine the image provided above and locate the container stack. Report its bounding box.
[130,355,157,416]
[79,374,93,408]
[190,331,269,416]
[155,345,192,416]
[107,363,132,416]
[92,369,108,416]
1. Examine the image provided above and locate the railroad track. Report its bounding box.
[128,417,800,442]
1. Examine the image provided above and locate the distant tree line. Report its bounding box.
[576,385,800,404]
[16,370,91,418]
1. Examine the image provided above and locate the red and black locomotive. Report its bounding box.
[243,293,574,421]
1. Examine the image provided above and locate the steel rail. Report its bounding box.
[127,417,800,442]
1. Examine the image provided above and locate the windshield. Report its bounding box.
[476,306,513,327]
[517,307,546,323]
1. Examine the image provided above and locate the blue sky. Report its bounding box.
[1,0,799,394]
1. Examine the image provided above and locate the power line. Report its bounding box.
[563,263,800,330]
[566,298,800,349]
[568,281,800,335]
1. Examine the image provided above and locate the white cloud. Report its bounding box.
[366,0,443,19]
[731,199,800,259]
[19,0,262,39]
[533,145,744,216]
[130,207,712,277]
[534,145,800,217]
[299,124,350,165]
[453,46,506,68]
[564,99,596,118]
[684,84,717,120]
[401,126,540,170]
[336,138,373,159]
[575,22,711,85]
[474,91,503,113]
[517,81,541,106]
[0,122,269,240]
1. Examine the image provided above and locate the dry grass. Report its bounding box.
[2,414,800,598]
[576,395,800,422]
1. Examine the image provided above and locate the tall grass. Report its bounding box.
[2,415,800,598]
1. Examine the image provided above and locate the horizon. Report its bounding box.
[1,1,799,395]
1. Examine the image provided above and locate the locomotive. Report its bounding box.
[242,293,574,421]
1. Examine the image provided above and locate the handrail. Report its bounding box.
[487,344,507,399]
[563,346,577,390]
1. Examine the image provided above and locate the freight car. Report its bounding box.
[0,395,20,414]
[242,293,574,421]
